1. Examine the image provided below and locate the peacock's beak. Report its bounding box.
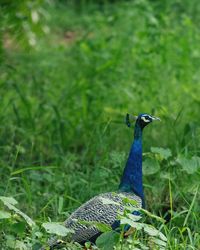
[151,116,161,121]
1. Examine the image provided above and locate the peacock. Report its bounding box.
[43,113,160,249]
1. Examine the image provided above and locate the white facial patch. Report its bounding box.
[141,116,151,123]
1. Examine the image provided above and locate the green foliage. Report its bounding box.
[42,222,74,236]
[0,196,43,249]
[0,0,200,249]
[96,231,120,250]
[79,220,112,233]
[0,210,11,219]
[143,158,160,175]
[1,0,49,51]
[0,196,35,227]
[151,147,172,160]
[177,155,200,174]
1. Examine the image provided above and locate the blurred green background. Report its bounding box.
[0,0,200,249]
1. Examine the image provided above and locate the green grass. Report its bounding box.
[0,0,200,249]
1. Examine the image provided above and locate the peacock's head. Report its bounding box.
[126,113,160,129]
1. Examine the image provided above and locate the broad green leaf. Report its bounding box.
[100,197,120,206]
[127,213,142,222]
[124,205,140,213]
[192,156,200,168]
[0,210,11,219]
[120,218,143,230]
[0,197,35,227]
[15,240,27,250]
[151,147,172,160]
[15,145,26,154]
[6,235,16,249]
[143,224,160,236]
[42,222,74,236]
[121,196,139,206]
[159,231,167,241]
[32,242,43,250]
[120,217,167,244]
[160,171,175,180]
[34,231,43,238]
[11,222,26,235]
[92,222,112,233]
[177,156,192,173]
[84,242,91,249]
[96,231,120,250]
[177,155,200,174]
[0,196,18,205]
[143,158,160,175]
[150,237,167,247]
[119,194,139,207]
[79,220,112,232]
[137,241,149,250]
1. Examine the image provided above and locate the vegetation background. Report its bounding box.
[0,0,199,249]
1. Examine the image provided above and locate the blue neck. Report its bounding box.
[119,122,145,207]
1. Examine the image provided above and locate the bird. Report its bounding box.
[43,113,160,249]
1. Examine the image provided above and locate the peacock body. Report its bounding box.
[44,113,160,249]
[64,192,142,244]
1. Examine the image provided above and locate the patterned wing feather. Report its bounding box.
[64,192,141,243]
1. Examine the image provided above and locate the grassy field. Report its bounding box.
[0,0,200,249]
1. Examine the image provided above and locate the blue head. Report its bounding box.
[126,113,160,130]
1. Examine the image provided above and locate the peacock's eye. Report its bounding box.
[140,115,150,123]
